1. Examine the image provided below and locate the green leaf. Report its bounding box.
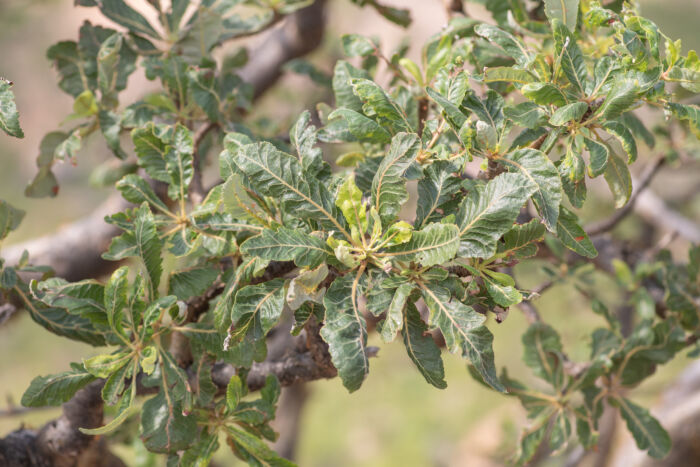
[0,199,25,240]
[522,323,564,387]
[612,397,671,459]
[332,60,370,113]
[94,0,160,38]
[140,391,197,453]
[116,174,171,214]
[504,102,549,129]
[103,203,163,296]
[320,271,368,392]
[98,109,126,159]
[558,144,587,208]
[602,121,638,163]
[415,160,461,227]
[240,227,332,268]
[385,223,459,267]
[402,301,446,389]
[233,142,346,234]
[350,78,413,134]
[168,266,220,301]
[371,132,421,226]
[456,173,536,258]
[497,149,562,231]
[598,78,639,120]
[97,33,125,105]
[549,102,588,126]
[497,220,546,259]
[666,102,700,138]
[583,136,609,177]
[482,67,536,85]
[328,108,392,144]
[483,273,522,307]
[341,34,375,57]
[603,153,632,208]
[21,364,96,407]
[0,80,23,138]
[522,82,568,106]
[426,87,467,131]
[555,206,597,257]
[24,299,109,346]
[379,283,413,343]
[165,124,194,202]
[552,20,587,93]
[475,24,531,67]
[226,425,295,467]
[420,283,504,392]
[545,0,579,31]
[229,279,286,351]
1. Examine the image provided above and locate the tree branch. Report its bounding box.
[586,155,666,236]
[0,381,124,467]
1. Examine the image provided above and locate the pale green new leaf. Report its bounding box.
[483,67,536,85]
[456,173,536,258]
[420,283,505,392]
[320,271,369,392]
[336,175,367,235]
[522,82,568,106]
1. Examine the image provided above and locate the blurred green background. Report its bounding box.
[1,1,699,466]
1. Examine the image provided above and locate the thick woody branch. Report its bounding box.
[0,381,124,467]
[1,196,129,281]
[240,0,327,99]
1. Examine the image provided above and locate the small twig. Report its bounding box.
[190,122,219,205]
[587,154,666,236]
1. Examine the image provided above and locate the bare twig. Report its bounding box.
[586,155,667,236]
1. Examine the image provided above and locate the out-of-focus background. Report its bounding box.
[0,1,699,466]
